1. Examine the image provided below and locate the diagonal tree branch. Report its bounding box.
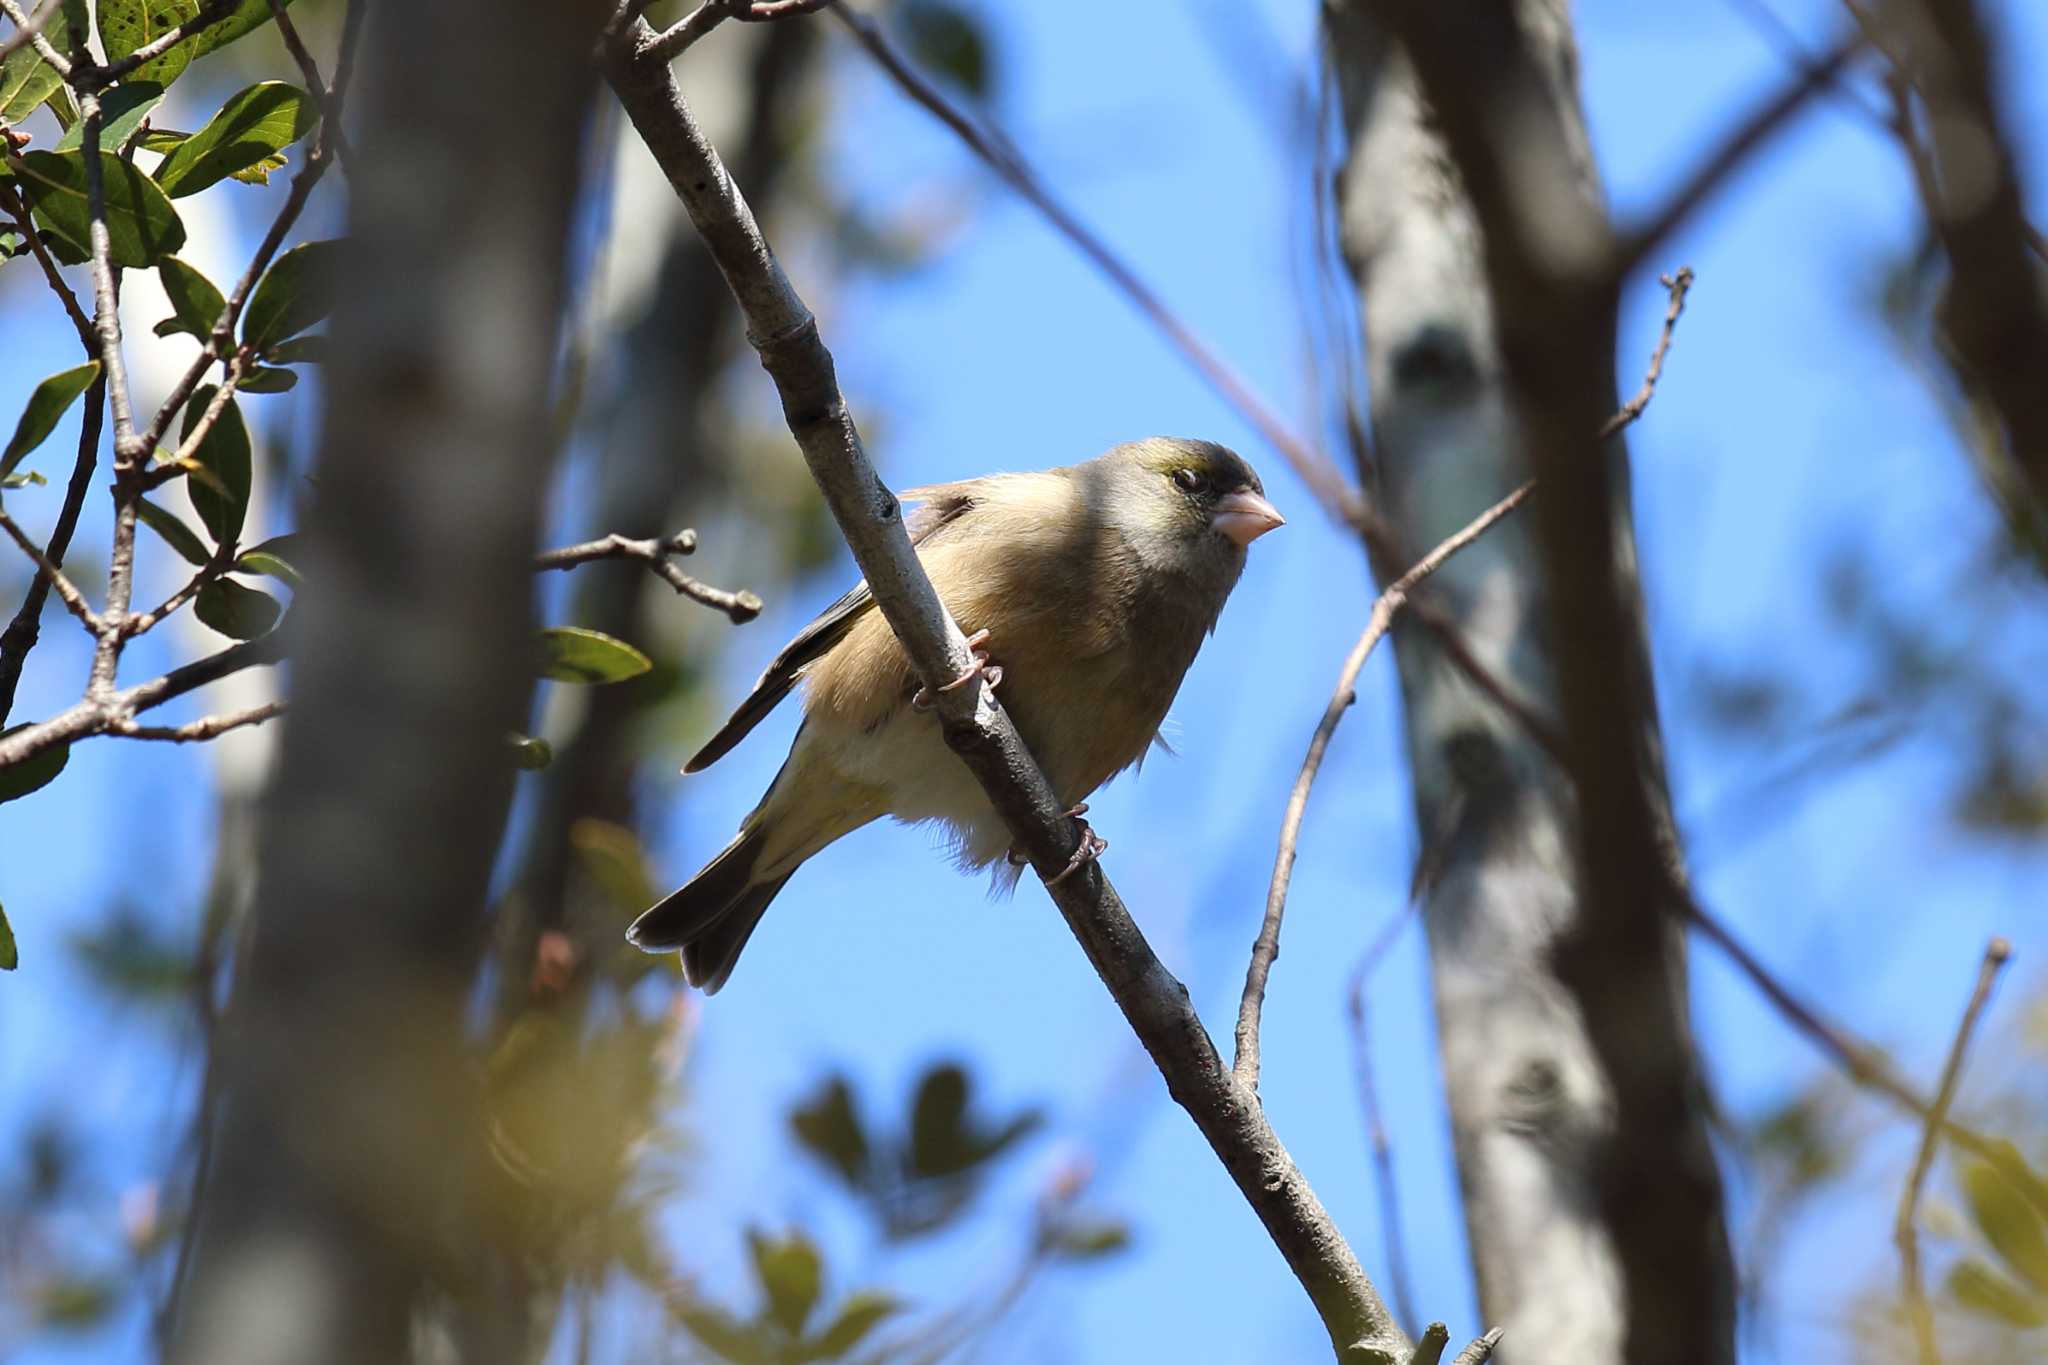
[1894,936,2010,1365]
[536,528,762,623]
[599,18,1434,1361]
[828,2,1363,524]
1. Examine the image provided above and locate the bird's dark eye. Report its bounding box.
[1172,468,1204,493]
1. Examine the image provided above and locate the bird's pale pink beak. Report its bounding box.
[1212,488,1286,546]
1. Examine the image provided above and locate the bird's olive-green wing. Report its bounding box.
[682,481,987,773]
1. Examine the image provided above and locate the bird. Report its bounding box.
[627,436,1285,992]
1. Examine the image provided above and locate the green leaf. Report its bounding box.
[569,818,657,911]
[1,470,48,488]
[0,900,15,970]
[1042,1218,1130,1260]
[154,255,226,343]
[0,0,86,123]
[0,227,25,259]
[1949,1257,2048,1328]
[789,1076,869,1190]
[154,81,315,198]
[98,0,304,91]
[234,535,300,586]
[675,1304,773,1365]
[794,1292,899,1362]
[180,386,249,544]
[193,576,280,639]
[13,149,187,267]
[54,81,166,153]
[135,496,209,565]
[898,0,994,101]
[235,365,296,393]
[227,150,287,185]
[747,1229,822,1337]
[0,726,69,804]
[536,627,650,684]
[1964,1160,2048,1296]
[507,734,552,770]
[1,361,100,482]
[243,239,337,350]
[264,334,328,365]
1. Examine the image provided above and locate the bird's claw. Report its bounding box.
[912,628,1002,712]
[1008,803,1089,867]
[1044,806,1107,887]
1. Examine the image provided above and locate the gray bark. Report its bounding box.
[1329,4,1733,1362]
[168,3,598,1361]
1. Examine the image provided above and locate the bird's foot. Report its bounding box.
[1045,806,1107,887]
[912,628,1002,711]
[1008,803,1090,867]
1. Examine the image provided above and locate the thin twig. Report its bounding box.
[0,181,94,348]
[1616,28,1866,270]
[1600,268,1694,438]
[0,0,57,67]
[0,510,102,632]
[1234,478,1532,1089]
[1894,937,2012,1365]
[87,0,239,86]
[535,529,763,623]
[112,700,285,743]
[1233,266,1694,1084]
[0,633,284,770]
[1684,898,2032,1190]
[1346,907,1422,1337]
[0,0,68,75]
[1448,1328,1504,1365]
[0,370,102,724]
[75,89,143,465]
[642,0,738,62]
[267,0,355,172]
[831,2,1363,525]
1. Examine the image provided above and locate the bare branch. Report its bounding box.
[1235,265,1692,1084]
[0,370,103,724]
[601,22,1410,1359]
[112,700,285,743]
[535,528,763,623]
[1600,268,1694,438]
[1893,936,2011,1365]
[1448,1328,1505,1365]
[1616,30,1866,271]
[267,0,355,172]
[831,2,1363,525]
[642,0,737,62]
[0,633,284,770]
[0,181,94,348]
[0,0,69,75]
[86,0,238,86]
[0,509,102,632]
[1235,478,1532,1089]
[1347,907,1422,1337]
[1683,898,2034,1192]
[76,89,143,465]
[1873,0,2048,518]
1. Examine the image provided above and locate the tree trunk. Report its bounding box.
[1327,4,1734,1362]
[168,4,598,1361]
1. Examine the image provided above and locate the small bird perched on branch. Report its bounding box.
[629,436,1285,991]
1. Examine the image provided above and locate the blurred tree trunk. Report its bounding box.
[469,27,821,1363]
[1326,4,1733,1362]
[168,3,599,1362]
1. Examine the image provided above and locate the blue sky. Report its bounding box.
[4,1,2046,1361]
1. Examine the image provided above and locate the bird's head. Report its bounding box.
[1107,436,1285,558]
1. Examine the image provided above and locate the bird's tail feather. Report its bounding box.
[627,826,781,986]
